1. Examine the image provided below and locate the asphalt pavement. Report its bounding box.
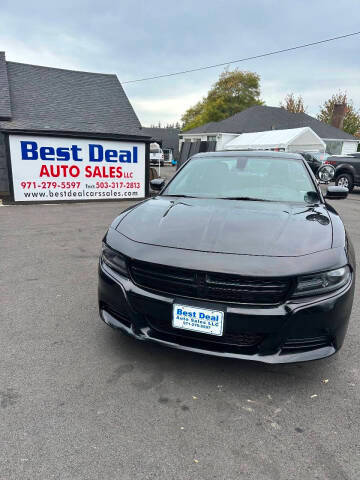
[1,175,360,479]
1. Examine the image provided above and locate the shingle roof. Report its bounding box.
[141,127,180,158]
[184,105,357,140]
[0,52,11,119]
[0,56,146,137]
[183,121,219,134]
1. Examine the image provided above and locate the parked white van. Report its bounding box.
[150,142,164,166]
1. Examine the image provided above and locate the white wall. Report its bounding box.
[216,133,239,150]
[341,141,359,155]
[179,132,239,152]
[180,133,360,156]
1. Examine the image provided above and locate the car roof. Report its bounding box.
[191,150,304,160]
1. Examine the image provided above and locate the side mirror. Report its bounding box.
[304,191,321,204]
[317,164,335,182]
[150,178,165,191]
[149,167,159,181]
[325,186,348,200]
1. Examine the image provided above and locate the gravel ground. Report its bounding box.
[1,181,360,480]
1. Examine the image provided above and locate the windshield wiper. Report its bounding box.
[164,194,198,198]
[220,196,274,202]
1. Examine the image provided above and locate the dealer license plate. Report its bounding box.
[172,304,224,336]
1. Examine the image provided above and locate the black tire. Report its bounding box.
[335,173,354,192]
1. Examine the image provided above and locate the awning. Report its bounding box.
[224,127,326,152]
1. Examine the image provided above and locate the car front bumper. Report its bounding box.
[98,261,355,364]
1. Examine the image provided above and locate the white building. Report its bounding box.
[180,105,359,156]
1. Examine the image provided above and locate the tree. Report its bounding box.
[181,69,262,131]
[165,122,180,128]
[280,93,307,113]
[149,121,181,129]
[181,101,204,131]
[317,91,360,137]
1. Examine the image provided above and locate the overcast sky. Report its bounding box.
[1,0,359,126]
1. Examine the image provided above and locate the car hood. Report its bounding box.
[116,196,332,257]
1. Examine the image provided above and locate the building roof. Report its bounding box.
[0,53,147,138]
[183,105,357,141]
[183,121,219,134]
[0,53,12,119]
[141,127,180,158]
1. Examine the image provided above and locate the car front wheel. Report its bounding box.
[335,173,354,192]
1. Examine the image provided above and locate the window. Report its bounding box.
[207,136,217,142]
[325,141,343,155]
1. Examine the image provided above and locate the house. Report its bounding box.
[180,105,359,156]
[141,127,180,160]
[0,52,150,201]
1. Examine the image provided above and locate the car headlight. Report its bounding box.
[101,243,128,277]
[292,266,351,298]
[317,164,335,182]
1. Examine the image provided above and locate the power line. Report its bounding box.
[122,31,360,84]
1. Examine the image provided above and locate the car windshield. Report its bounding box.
[163,155,318,203]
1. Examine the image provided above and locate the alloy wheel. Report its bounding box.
[338,176,349,188]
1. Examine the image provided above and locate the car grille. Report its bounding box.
[129,260,291,305]
[147,315,264,347]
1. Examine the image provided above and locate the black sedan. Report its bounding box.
[98,151,355,364]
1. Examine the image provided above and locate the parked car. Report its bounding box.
[150,142,164,166]
[99,151,355,364]
[325,153,360,192]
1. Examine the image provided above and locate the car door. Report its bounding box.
[351,157,360,184]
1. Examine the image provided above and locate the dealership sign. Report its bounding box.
[9,135,146,202]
